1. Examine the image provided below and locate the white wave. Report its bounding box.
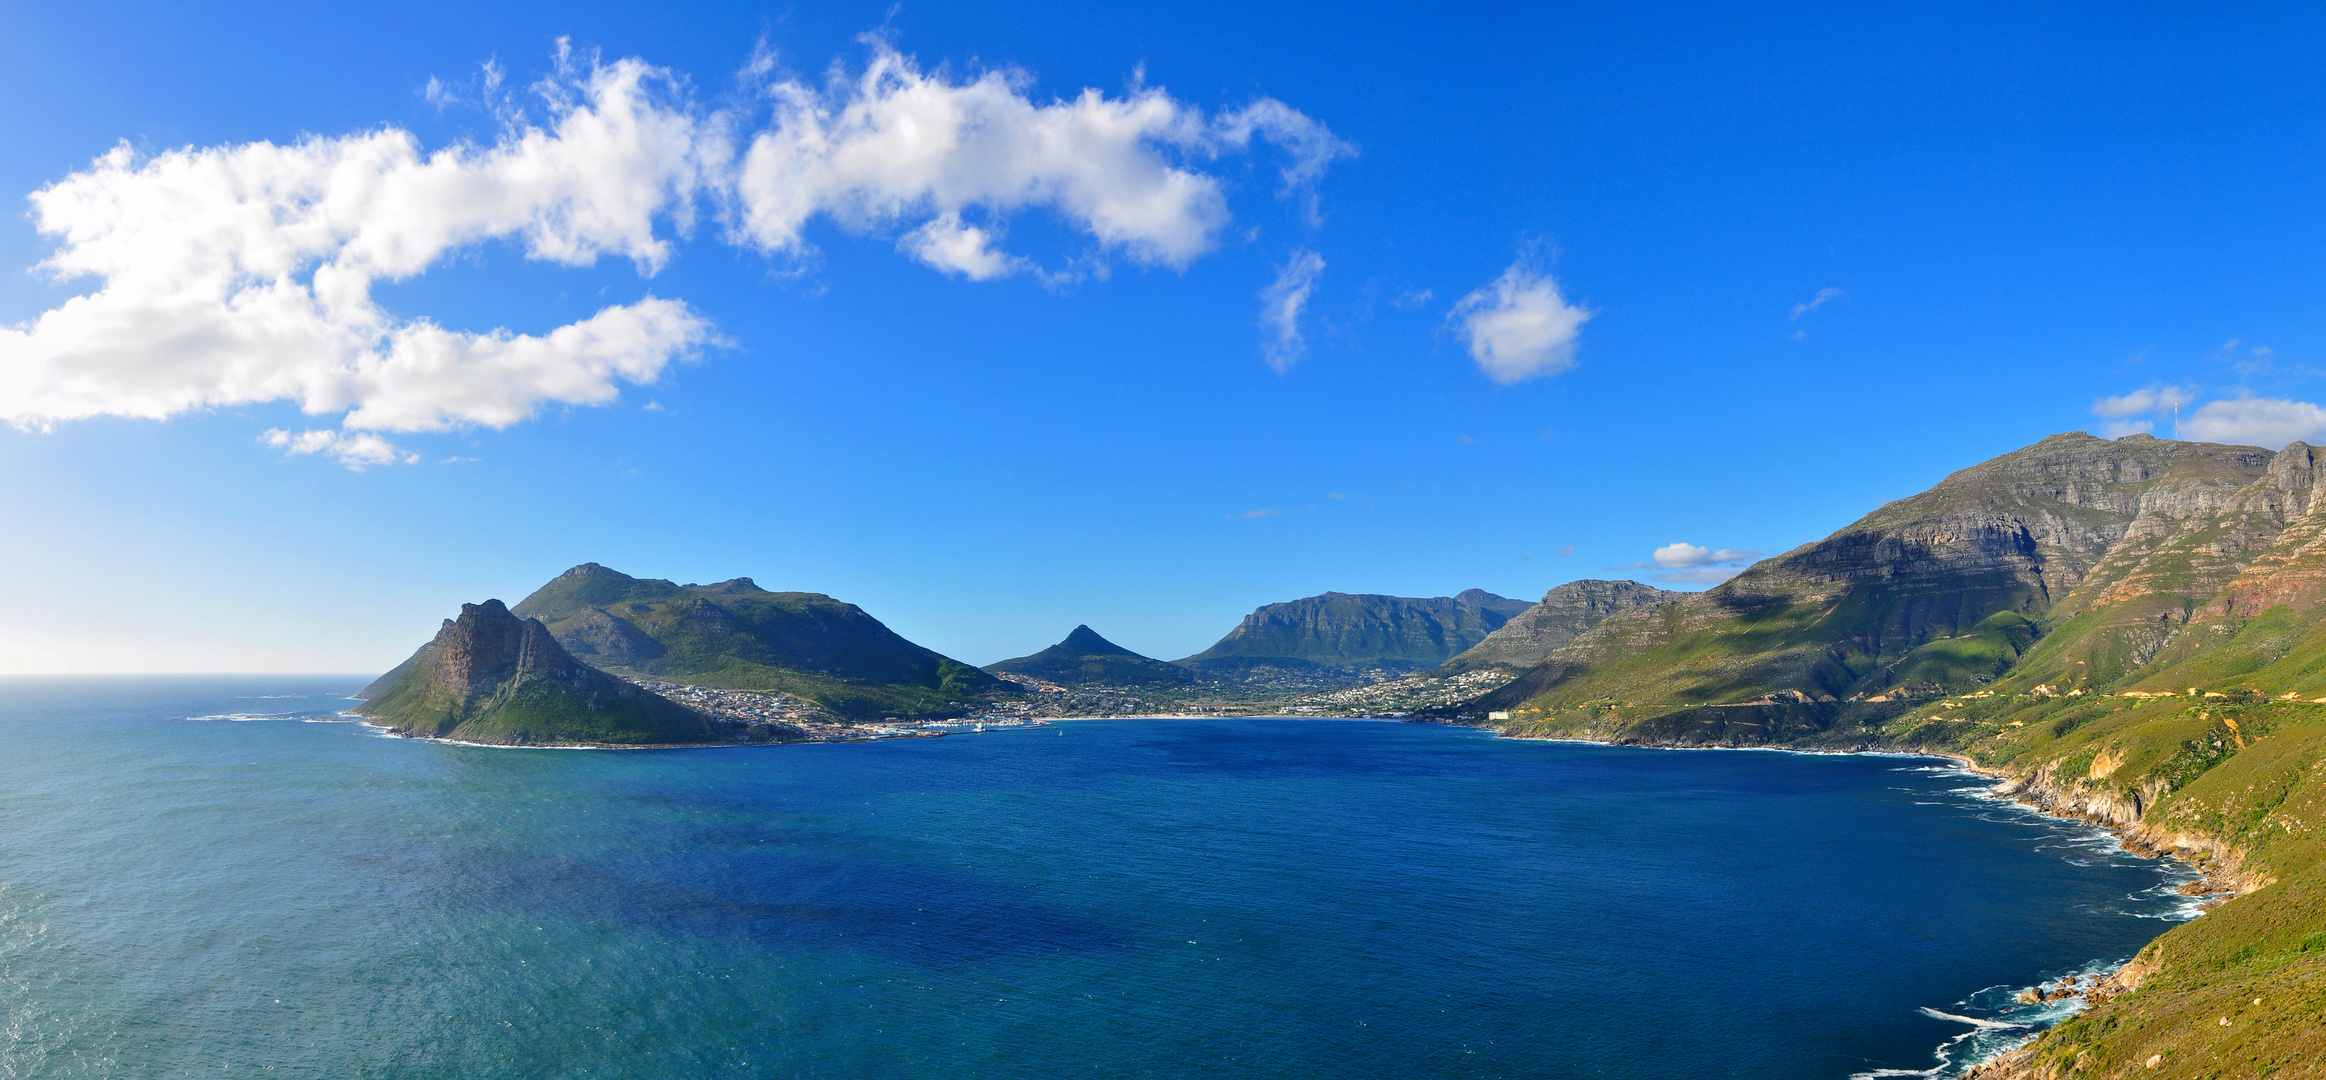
[1918,1007,2025,1030]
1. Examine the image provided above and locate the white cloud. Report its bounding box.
[733,43,1347,274]
[1650,542,1762,569]
[1790,286,1843,320]
[1258,248,1324,372]
[2092,385,2196,418]
[2,38,1348,466]
[2178,397,2326,449]
[1449,262,1591,384]
[2,51,719,458]
[262,428,418,469]
[898,214,1025,280]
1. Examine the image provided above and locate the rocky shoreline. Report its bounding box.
[1459,721,2252,1079]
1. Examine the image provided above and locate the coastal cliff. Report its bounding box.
[1448,432,2326,1077]
[359,599,768,746]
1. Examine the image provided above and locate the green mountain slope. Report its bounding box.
[509,563,1008,720]
[357,599,730,746]
[1470,433,2279,732]
[1181,589,1532,673]
[985,625,1197,688]
[1448,432,2326,1077]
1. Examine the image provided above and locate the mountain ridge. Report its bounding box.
[510,563,1008,720]
[1181,589,1532,673]
[1441,431,2326,1076]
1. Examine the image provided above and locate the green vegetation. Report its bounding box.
[985,625,1196,688]
[1453,434,2326,1076]
[509,563,1010,720]
[1182,589,1530,673]
[359,599,724,746]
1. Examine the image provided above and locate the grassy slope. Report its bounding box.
[1908,612,2326,1079]
[1463,436,2326,1076]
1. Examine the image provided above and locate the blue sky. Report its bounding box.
[4,2,2325,673]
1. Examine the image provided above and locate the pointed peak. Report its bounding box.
[1059,624,1134,656]
[559,562,631,581]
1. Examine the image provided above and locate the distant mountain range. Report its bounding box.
[342,431,2326,1069]
[984,625,1196,688]
[1178,589,1532,674]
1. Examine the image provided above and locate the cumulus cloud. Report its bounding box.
[2093,385,2196,418]
[1258,248,1324,372]
[1790,286,1843,320]
[2178,397,2326,449]
[2,38,1348,467]
[732,43,1350,277]
[1,50,720,461]
[1651,542,1762,569]
[262,429,418,469]
[1449,262,1592,384]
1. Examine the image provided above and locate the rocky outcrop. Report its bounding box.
[359,599,729,746]
[1437,580,1679,674]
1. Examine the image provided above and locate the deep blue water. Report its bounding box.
[0,677,2196,1079]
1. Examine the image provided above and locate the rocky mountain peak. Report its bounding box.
[429,599,587,708]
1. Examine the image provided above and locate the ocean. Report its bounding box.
[0,677,2194,1078]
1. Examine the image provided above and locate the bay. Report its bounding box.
[0,677,2192,1078]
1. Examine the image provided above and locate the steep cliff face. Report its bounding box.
[1436,580,1678,674]
[985,625,1196,687]
[1473,433,2298,725]
[359,600,724,745]
[1451,432,2326,1078]
[511,563,1008,720]
[1181,589,1532,673]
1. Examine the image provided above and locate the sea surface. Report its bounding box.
[0,677,2197,1079]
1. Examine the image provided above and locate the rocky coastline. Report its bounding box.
[1458,720,2255,1079]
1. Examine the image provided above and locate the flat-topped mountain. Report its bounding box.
[984,625,1196,688]
[1181,589,1532,674]
[510,563,1008,720]
[1437,579,1679,675]
[358,600,726,746]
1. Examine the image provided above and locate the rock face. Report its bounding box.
[1473,432,2314,725]
[985,625,1196,688]
[1437,580,1679,674]
[358,600,722,746]
[510,563,1008,720]
[1180,589,1533,674]
[1452,432,2326,1080]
